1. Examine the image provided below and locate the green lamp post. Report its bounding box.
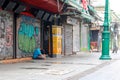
[100,0,111,60]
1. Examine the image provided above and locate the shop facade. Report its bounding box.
[61,16,80,55]
[0,0,58,60]
[0,10,13,59]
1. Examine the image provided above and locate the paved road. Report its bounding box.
[0,52,105,80]
[79,60,120,80]
[0,51,120,80]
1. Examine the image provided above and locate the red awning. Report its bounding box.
[20,0,63,13]
[21,12,34,17]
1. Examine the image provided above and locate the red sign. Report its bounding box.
[82,0,88,10]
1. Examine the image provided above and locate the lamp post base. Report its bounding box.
[100,55,111,60]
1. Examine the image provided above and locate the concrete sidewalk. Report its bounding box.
[0,51,120,80]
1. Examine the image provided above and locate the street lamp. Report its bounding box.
[100,0,111,60]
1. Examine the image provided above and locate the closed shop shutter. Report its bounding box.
[17,15,41,58]
[81,25,88,50]
[73,24,80,52]
[64,24,73,55]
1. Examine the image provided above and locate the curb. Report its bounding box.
[0,57,32,64]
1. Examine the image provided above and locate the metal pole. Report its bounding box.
[13,13,17,59]
[100,0,111,60]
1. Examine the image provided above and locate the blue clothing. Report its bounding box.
[32,48,42,59]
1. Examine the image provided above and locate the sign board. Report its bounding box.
[67,16,78,25]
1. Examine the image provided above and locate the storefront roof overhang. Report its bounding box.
[88,5,102,21]
[19,0,63,13]
[88,5,96,15]
[60,11,95,23]
[60,0,83,12]
[81,12,95,23]
[60,0,95,23]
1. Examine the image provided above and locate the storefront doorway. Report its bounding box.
[90,30,99,51]
[41,22,53,57]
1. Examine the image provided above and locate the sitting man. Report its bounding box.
[32,48,46,60]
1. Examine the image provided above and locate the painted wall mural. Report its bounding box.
[0,11,13,60]
[17,15,40,58]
